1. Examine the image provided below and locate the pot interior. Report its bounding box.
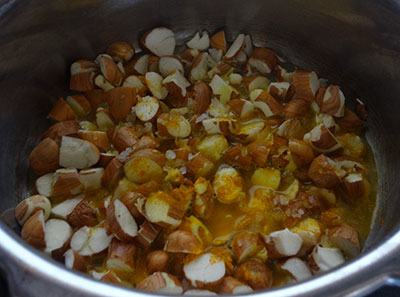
[0,0,399,287]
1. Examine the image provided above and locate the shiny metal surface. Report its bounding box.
[0,0,399,296]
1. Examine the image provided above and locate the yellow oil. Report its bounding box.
[64,105,378,289]
[338,135,378,244]
[204,201,245,238]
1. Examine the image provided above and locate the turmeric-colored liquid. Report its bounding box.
[73,118,377,288]
[43,85,378,289]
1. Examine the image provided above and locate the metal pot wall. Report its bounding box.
[0,0,400,296]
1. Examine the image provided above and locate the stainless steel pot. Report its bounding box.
[0,0,399,296]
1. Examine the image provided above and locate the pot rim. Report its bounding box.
[0,222,398,297]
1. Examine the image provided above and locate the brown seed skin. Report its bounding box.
[107,41,134,63]
[234,259,272,290]
[29,138,59,175]
[146,250,169,274]
[308,154,340,188]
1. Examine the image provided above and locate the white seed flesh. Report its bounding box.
[267,228,303,256]
[59,136,100,169]
[123,75,145,88]
[190,53,209,82]
[186,31,210,51]
[248,58,272,74]
[79,168,104,190]
[308,71,320,96]
[145,72,168,100]
[51,195,84,219]
[114,199,138,237]
[159,56,184,77]
[281,257,312,281]
[184,289,217,296]
[44,219,72,254]
[35,173,54,197]
[71,226,111,256]
[135,96,160,122]
[311,245,345,273]
[133,54,150,75]
[225,34,245,59]
[144,28,176,57]
[233,285,253,294]
[162,71,190,97]
[183,253,225,287]
[64,249,75,269]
